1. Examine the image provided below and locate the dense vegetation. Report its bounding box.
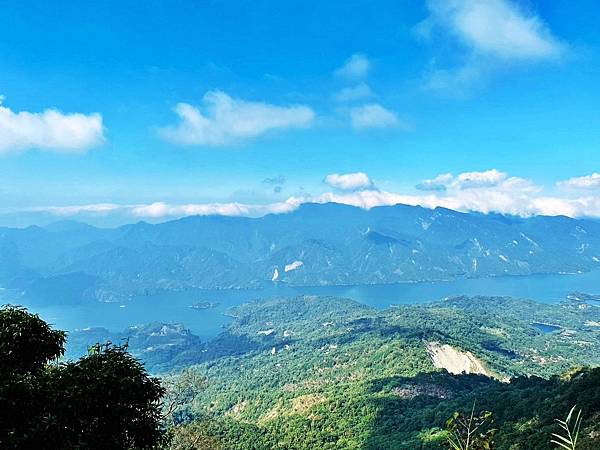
[160,295,600,449]
[4,294,600,449]
[0,305,165,449]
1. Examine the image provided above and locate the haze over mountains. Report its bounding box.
[2,203,600,303]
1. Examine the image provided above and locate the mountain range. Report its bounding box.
[2,203,600,303]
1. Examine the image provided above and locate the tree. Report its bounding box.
[0,304,65,374]
[0,305,165,449]
[0,305,66,447]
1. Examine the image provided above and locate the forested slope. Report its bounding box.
[157,295,600,449]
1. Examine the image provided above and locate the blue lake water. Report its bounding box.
[531,322,562,333]
[2,270,599,340]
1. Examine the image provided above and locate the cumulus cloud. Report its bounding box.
[318,170,536,214]
[159,90,315,146]
[424,0,565,60]
[350,104,401,129]
[558,173,600,190]
[0,97,105,153]
[416,169,524,191]
[324,172,373,190]
[334,53,371,79]
[455,169,508,189]
[409,169,562,216]
[419,0,566,92]
[333,83,373,102]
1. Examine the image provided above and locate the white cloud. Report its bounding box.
[159,90,315,146]
[334,54,371,79]
[416,169,524,191]
[131,198,303,219]
[314,184,600,219]
[333,83,373,102]
[424,58,487,94]
[28,189,600,221]
[324,172,373,190]
[409,169,566,217]
[25,170,600,221]
[350,104,401,129]
[424,0,565,60]
[455,169,507,189]
[558,173,600,190]
[0,98,105,153]
[416,173,453,191]
[420,0,566,92]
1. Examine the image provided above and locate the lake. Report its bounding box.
[531,322,562,333]
[2,270,599,340]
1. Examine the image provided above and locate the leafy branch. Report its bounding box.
[551,405,583,450]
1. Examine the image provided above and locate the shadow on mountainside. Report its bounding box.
[360,368,600,450]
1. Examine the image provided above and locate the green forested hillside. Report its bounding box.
[162,295,600,449]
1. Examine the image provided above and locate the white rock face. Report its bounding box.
[426,342,491,377]
[284,260,304,272]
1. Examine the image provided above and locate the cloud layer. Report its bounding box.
[26,169,600,222]
[0,97,105,153]
[129,198,303,218]
[159,90,315,146]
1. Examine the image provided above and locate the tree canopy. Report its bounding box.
[0,305,165,449]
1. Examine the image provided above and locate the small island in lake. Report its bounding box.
[189,301,219,310]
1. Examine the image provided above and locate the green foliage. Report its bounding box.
[0,304,65,374]
[45,344,166,449]
[446,406,495,450]
[551,406,583,450]
[0,305,165,449]
[0,305,67,447]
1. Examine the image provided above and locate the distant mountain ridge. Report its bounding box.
[2,202,600,302]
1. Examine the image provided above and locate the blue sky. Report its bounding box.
[1,0,600,224]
